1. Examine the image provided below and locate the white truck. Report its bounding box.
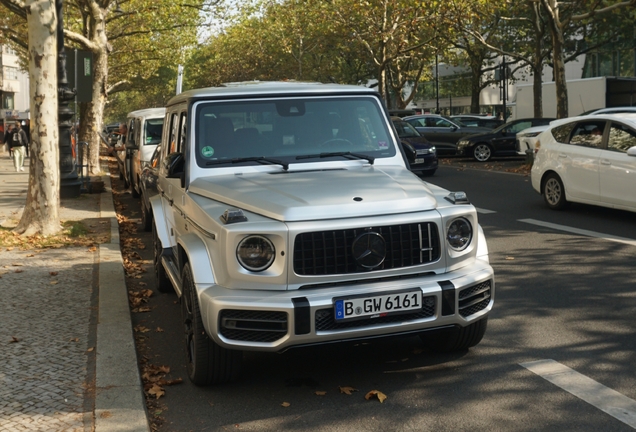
[514,76,636,119]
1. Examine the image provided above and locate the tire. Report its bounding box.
[130,175,140,198]
[420,317,488,352]
[420,169,436,177]
[140,194,152,232]
[472,143,492,162]
[153,221,174,293]
[542,172,568,210]
[181,263,242,385]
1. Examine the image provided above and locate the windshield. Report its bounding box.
[144,118,164,145]
[194,96,395,167]
[392,120,420,138]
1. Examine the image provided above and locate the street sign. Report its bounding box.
[66,50,93,103]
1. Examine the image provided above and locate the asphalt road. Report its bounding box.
[115,158,636,432]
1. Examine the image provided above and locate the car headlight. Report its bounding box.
[416,148,432,155]
[237,235,275,271]
[521,131,541,138]
[447,218,472,251]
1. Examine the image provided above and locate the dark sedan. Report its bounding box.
[456,117,555,162]
[402,114,490,155]
[392,118,438,176]
[139,146,161,232]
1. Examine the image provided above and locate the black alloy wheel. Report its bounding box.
[181,263,242,385]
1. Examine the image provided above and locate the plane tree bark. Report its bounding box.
[0,0,61,235]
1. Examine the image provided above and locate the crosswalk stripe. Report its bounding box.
[521,359,636,429]
[519,218,636,246]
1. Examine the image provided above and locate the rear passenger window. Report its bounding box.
[551,123,575,143]
[608,122,636,153]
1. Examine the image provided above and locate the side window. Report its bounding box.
[506,121,531,134]
[179,112,187,151]
[551,123,575,143]
[607,122,636,153]
[410,118,426,128]
[435,119,453,128]
[127,119,135,144]
[569,121,606,148]
[168,113,179,154]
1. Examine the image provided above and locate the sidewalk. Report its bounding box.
[0,152,149,431]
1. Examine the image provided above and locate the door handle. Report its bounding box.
[600,159,611,165]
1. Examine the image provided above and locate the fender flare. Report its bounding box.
[149,195,170,248]
[476,224,489,263]
[178,233,215,285]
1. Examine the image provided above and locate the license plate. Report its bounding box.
[334,289,422,321]
[414,158,424,164]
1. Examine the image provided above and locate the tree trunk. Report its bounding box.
[469,60,482,113]
[551,30,568,118]
[532,56,543,118]
[15,0,60,236]
[86,46,108,175]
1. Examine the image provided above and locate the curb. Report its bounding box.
[96,171,150,432]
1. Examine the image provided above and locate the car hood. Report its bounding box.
[189,166,439,222]
[399,135,432,148]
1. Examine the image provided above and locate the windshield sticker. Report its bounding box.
[201,146,215,157]
[378,141,388,149]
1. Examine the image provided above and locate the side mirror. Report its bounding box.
[627,146,636,157]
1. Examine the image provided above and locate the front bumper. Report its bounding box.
[198,260,494,352]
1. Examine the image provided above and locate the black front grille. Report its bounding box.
[315,296,436,331]
[219,309,288,343]
[293,222,440,275]
[458,281,492,317]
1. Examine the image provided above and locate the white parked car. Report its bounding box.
[531,113,636,212]
[516,125,549,156]
[151,81,495,385]
[122,107,166,198]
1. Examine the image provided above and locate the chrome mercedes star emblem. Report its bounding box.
[352,232,386,269]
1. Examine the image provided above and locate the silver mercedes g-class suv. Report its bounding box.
[150,82,495,385]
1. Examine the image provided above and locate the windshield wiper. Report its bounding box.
[296,152,375,165]
[206,157,289,171]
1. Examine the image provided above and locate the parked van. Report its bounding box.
[121,107,166,197]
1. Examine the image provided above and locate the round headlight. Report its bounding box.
[237,235,275,272]
[447,218,472,251]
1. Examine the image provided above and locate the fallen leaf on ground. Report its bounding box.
[14,269,23,273]
[87,347,94,352]
[134,325,151,333]
[156,327,164,332]
[339,386,358,395]
[26,254,34,257]
[365,390,387,403]
[12,263,23,267]
[9,336,19,343]
[505,256,515,260]
[281,402,290,407]
[50,281,58,285]
[315,391,327,396]
[148,384,165,399]
[50,271,58,276]
[70,338,79,342]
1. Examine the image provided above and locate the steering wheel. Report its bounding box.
[320,138,354,149]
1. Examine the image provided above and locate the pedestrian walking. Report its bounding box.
[10,121,29,172]
[3,124,14,159]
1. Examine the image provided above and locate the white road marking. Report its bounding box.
[476,208,496,214]
[519,218,636,247]
[521,359,636,429]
